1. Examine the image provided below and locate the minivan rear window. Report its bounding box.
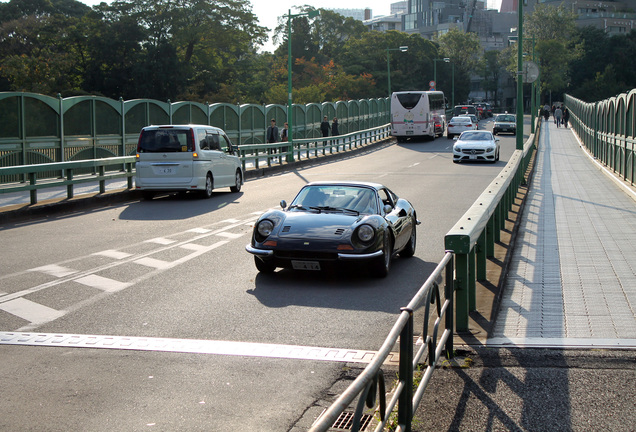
[138,129,193,153]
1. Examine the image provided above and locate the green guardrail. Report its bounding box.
[237,124,391,171]
[444,120,539,331]
[0,156,136,205]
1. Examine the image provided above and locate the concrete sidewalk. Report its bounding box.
[412,119,636,431]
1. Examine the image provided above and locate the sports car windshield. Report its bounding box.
[460,132,493,141]
[291,186,378,214]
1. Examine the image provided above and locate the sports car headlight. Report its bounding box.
[356,224,375,243]
[256,219,274,238]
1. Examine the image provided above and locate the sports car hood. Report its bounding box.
[276,212,361,239]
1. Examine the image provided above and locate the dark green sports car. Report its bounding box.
[245,181,419,277]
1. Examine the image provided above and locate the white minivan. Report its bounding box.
[135,125,243,199]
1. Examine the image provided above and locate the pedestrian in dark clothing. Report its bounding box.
[320,116,330,137]
[563,108,570,128]
[281,122,289,142]
[331,117,339,136]
[266,119,279,143]
[554,106,563,128]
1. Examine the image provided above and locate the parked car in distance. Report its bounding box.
[493,114,517,135]
[447,116,477,139]
[452,130,500,163]
[135,124,243,200]
[245,181,419,277]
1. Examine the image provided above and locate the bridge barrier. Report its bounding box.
[0,126,391,205]
[565,90,636,186]
[0,92,390,174]
[444,123,538,332]
[312,119,539,431]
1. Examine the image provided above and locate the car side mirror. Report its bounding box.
[495,138,500,142]
[453,136,459,141]
[383,204,393,214]
[280,200,287,209]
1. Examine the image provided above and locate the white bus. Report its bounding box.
[390,91,447,142]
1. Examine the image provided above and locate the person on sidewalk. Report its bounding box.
[331,117,339,136]
[320,116,330,137]
[266,119,279,143]
[554,106,563,128]
[563,107,570,128]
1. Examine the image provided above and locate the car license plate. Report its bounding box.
[292,260,321,271]
[469,154,477,160]
[406,131,413,135]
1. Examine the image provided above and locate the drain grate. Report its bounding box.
[331,411,373,431]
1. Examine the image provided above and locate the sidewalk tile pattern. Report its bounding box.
[489,121,636,348]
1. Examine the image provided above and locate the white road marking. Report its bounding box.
[188,228,212,233]
[215,231,244,239]
[0,332,399,365]
[93,250,133,260]
[134,257,172,269]
[75,275,132,293]
[179,243,208,251]
[145,237,176,245]
[28,264,77,278]
[0,299,65,324]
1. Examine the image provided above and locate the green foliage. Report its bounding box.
[436,28,481,103]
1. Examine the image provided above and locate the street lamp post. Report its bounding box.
[286,8,319,160]
[386,46,408,97]
[433,58,454,106]
[516,0,524,150]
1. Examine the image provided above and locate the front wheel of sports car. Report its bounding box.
[254,256,276,273]
[399,220,417,258]
[372,234,393,278]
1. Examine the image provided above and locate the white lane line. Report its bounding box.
[134,257,172,269]
[28,265,77,278]
[179,243,208,251]
[93,250,133,260]
[0,299,65,325]
[188,228,212,234]
[74,275,132,293]
[145,237,176,245]
[215,231,244,239]
[0,332,399,365]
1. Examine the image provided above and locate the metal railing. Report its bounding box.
[312,118,539,431]
[445,123,538,331]
[309,252,455,432]
[0,127,391,205]
[0,157,136,205]
[565,91,636,186]
[237,124,391,170]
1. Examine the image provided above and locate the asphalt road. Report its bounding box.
[0,120,519,431]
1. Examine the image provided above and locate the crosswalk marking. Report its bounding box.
[75,275,131,293]
[0,299,65,325]
[145,237,176,245]
[134,257,172,269]
[93,250,133,260]
[188,228,212,233]
[28,264,77,278]
[215,231,243,239]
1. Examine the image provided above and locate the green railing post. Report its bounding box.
[29,172,37,204]
[397,307,414,431]
[454,252,470,332]
[468,247,476,311]
[476,231,487,281]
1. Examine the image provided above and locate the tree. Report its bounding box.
[436,28,482,104]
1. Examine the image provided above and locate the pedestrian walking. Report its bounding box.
[554,106,563,128]
[281,122,289,142]
[543,104,550,121]
[552,105,556,124]
[266,119,279,143]
[563,108,570,128]
[320,116,330,137]
[331,117,339,136]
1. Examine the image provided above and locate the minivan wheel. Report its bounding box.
[202,174,213,199]
[230,170,242,193]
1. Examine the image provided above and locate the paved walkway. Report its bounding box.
[487,119,636,348]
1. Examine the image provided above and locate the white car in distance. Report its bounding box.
[447,116,477,139]
[452,130,500,163]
